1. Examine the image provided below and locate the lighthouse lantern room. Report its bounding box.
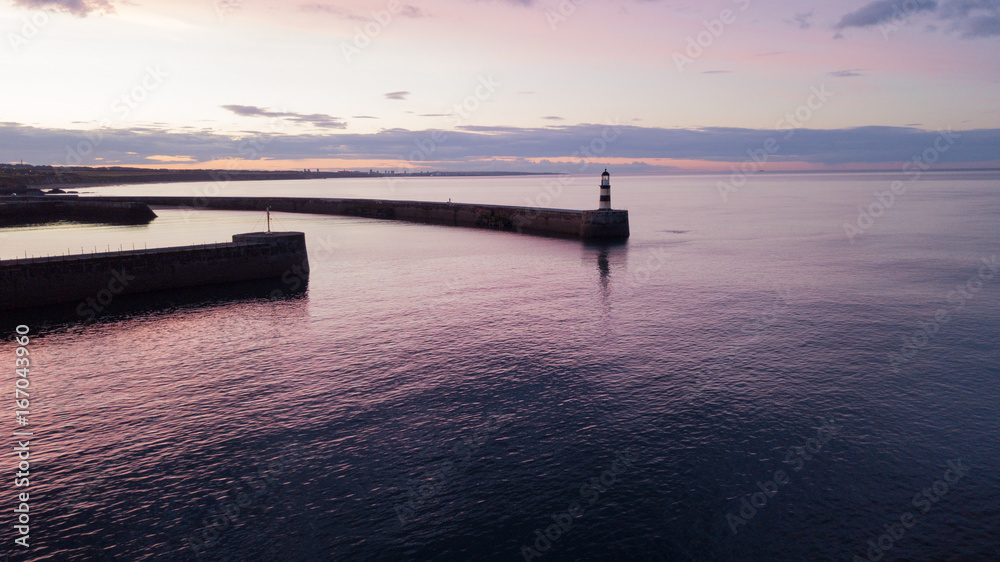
[599,169,612,210]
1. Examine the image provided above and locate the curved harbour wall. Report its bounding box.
[0,232,308,312]
[0,200,157,226]
[80,196,630,239]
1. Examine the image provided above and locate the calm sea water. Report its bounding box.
[1,172,998,561]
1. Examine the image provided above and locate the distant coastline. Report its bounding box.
[0,164,552,194]
[1,163,996,196]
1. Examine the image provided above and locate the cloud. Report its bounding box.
[298,4,362,19]
[10,0,116,16]
[299,3,424,20]
[701,70,732,74]
[220,105,346,129]
[222,105,277,117]
[384,91,410,100]
[542,116,564,120]
[835,0,938,29]
[400,5,424,17]
[830,69,865,77]
[2,122,998,169]
[939,0,1000,37]
[145,155,196,162]
[834,0,999,38]
[352,115,379,119]
[792,10,814,29]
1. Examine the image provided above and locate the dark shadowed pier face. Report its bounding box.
[0,200,157,227]
[0,231,309,311]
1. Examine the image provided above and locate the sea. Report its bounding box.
[1,171,998,561]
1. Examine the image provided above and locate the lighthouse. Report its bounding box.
[599,169,612,210]
[579,169,629,238]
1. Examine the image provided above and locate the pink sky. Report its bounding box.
[1,0,998,171]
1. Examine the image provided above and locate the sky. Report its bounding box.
[1,0,999,172]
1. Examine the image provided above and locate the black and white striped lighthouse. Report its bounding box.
[599,169,612,210]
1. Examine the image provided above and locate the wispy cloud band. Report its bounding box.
[2,122,998,169]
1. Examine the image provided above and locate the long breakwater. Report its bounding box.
[78,196,630,239]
